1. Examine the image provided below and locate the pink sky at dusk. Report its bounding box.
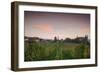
[33,23,54,32]
[24,11,90,40]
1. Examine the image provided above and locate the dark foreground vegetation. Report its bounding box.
[24,36,90,61]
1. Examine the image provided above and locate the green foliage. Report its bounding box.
[74,44,90,58]
[24,41,90,61]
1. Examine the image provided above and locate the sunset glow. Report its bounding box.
[24,11,90,39]
[33,23,53,32]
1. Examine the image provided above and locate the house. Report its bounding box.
[24,36,40,43]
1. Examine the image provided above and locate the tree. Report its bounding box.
[54,36,57,42]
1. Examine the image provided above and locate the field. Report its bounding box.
[24,40,90,61]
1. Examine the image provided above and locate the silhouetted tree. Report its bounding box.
[64,38,72,42]
[54,36,57,42]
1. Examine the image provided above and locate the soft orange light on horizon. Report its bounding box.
[33,23,54,32]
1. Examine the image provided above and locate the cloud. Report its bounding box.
[33,23,54,32]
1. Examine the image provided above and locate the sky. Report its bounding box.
[24,11,90,40]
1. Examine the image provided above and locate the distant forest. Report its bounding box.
[24,35,90,45]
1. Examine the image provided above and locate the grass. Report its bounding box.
[24,41,90,61]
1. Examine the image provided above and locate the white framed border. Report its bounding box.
[18,4,96,68]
